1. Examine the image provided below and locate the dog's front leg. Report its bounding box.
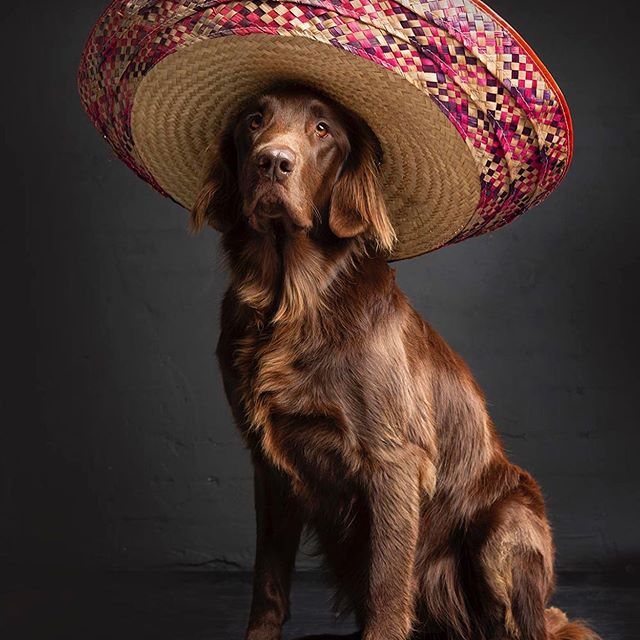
[246,455,303,640]
[363,451,421,640]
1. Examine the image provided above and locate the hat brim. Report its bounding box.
[132,34,480,260]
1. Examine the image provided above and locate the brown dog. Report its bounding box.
[192,85,599,640]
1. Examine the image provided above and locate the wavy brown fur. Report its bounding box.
[193,86,601,640]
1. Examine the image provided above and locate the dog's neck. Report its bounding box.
[221,219,387,330]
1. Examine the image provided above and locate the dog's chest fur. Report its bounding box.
[217,237,439,512]
[221,307,438,517]
[231,319,361,492]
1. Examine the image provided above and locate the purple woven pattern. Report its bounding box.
[78,0,572,249]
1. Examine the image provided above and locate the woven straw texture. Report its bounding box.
[78,0,573,260]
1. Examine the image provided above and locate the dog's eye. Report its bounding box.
[248,113,263,131]
[316,122,330,138]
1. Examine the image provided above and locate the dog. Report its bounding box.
[191,84,599,640]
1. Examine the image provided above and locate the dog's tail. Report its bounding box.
[545,607,601,640]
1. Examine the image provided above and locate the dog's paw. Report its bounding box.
[246,624,282,640]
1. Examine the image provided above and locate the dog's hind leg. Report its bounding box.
[472,482,555,640]
[491,548,600,640]
[502,548,551,640]
[474,479,600,640]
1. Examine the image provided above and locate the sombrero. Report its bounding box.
[78,0,573,261]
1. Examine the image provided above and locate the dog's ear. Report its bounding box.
[190,133,239,234]
[329,134,396,255]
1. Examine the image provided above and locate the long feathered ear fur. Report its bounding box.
[190,133,240,234]
[329,129,397,255]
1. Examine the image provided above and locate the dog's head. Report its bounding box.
[192,84,396,254]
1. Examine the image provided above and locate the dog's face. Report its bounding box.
[234,87,351,233]
[192,85,396,253]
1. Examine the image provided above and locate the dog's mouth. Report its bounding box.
[243,180,307,233]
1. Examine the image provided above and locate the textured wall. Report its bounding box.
[3,1,639,575]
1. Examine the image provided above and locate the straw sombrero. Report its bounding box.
[78,0,573,260]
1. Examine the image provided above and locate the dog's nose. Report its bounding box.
[257,146,296,181]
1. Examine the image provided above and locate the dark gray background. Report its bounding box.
[3,1,639,577]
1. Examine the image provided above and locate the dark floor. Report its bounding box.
[1,571,638,639]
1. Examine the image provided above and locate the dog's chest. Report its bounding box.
[231,326,353,483]
[240,332,324,419]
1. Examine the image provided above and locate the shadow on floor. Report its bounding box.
[1,571,637,639]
